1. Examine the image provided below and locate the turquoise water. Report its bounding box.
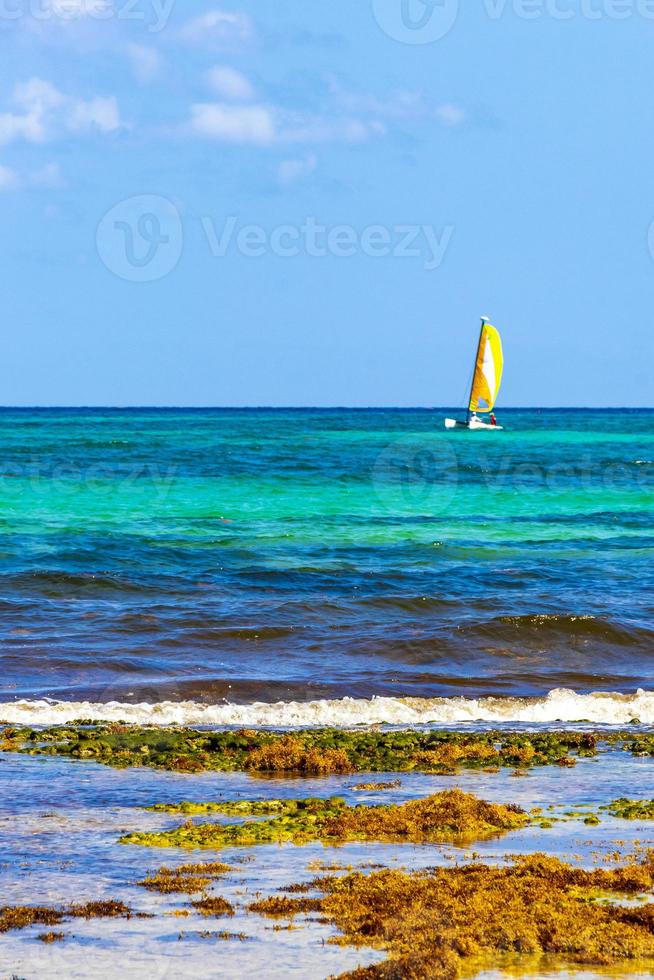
[3,407,654,978]
[0,408,653,721]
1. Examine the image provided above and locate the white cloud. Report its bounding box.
[190,103,275,145]
[14,78,65,113]
[435,104,466,127]
[0,160,65,191]
[0,112,43,146]
[180,10,254,48]
[186,71,464,148]
[277,153,317,186]
[0,79,58,145]
[0,164,19,190]
[278,114,384,144]
[0,78,122,146]
[68,96,121,132]
[125,43,162,84]
[206,66,254,102]
[188,99,384,147]
[30,161,65,187]
[328,80,466,129]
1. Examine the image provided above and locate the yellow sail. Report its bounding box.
[468,324,503,413]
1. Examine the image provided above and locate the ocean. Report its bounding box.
[1,407,653,727]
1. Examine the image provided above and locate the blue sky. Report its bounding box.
[0,0,653,406]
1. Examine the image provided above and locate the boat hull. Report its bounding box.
[444,417,503,431]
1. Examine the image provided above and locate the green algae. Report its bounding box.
[120,790,528,850]
[603,799,654,820]
[2,724,600,775]
[613,733,654,757]
[351,780,402,792]
[122,796,347,848]
[148,800,294,816]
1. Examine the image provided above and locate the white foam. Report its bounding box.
[0,688,652,727]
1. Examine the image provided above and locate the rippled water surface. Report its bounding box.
[1,408,653,720]
[1,749,654,979]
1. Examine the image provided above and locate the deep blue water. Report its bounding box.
[0,408,652,711]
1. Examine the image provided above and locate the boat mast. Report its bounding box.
[466,316,489,424]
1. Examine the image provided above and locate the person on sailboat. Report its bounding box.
[443,319,505,430]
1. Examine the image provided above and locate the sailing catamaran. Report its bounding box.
[444,317,504,430]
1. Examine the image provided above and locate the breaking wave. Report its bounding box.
[1,688,653,727]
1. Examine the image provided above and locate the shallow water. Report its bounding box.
[1,746,654,979]
[1,408,653,723]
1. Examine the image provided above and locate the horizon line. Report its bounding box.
[0,405,652,412]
